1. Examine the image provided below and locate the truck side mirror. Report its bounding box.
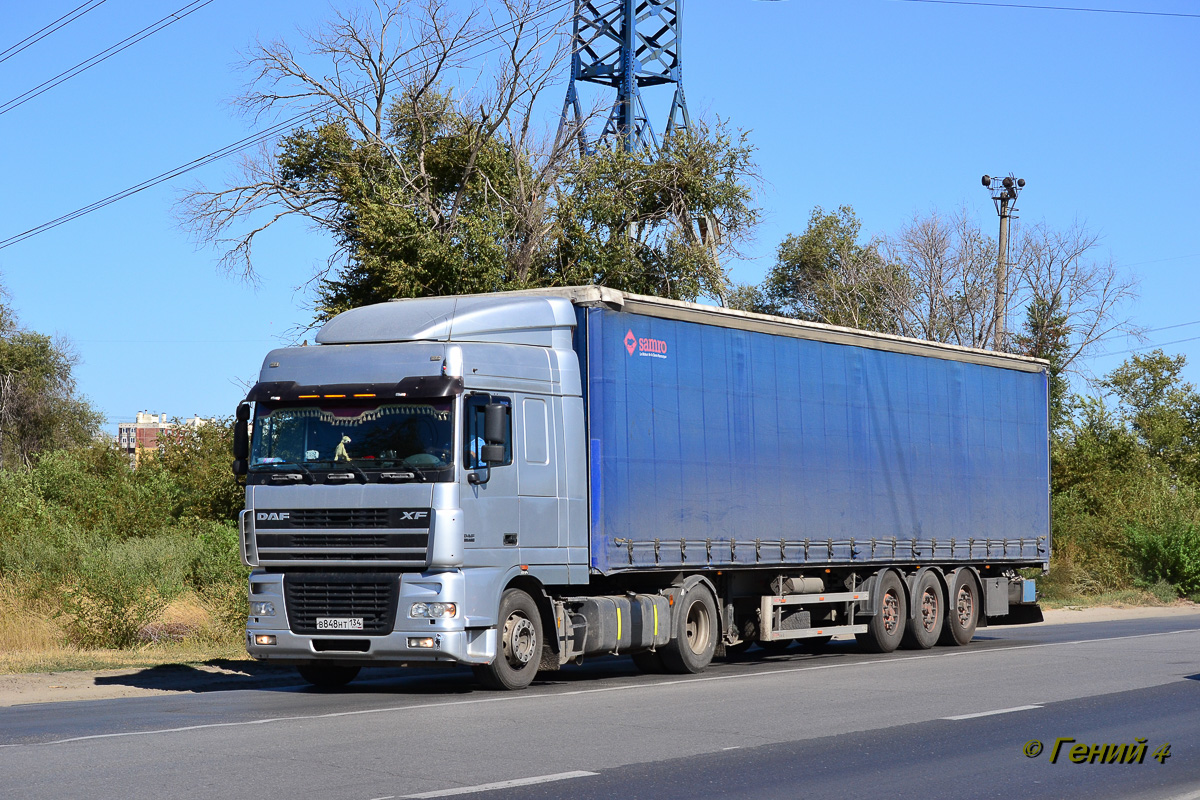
[232,402,251,476]
[483,403,506,446]
[480,444,505,465]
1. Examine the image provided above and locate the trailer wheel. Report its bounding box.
[901,571,944,650]
[855,572,907,653]
[472,588,542,690]
[661,586,718,674]
[939,571,979,646]
[297,664,360,688]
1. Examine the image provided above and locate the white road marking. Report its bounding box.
[397,771,597,798]
[722,746,742,751]
[2,627,1196,749]
[1164,790,1200,800]
[941,704,1042,720]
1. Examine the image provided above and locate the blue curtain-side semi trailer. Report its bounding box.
[235,287,1049,689]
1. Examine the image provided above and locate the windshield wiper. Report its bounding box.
[259,461,314,484]
[316,461,370,483]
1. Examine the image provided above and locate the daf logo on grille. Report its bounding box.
[400,511,429,521]
[256,512,290,521]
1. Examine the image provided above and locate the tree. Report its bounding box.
[543,121,759,302]
[1099,350,1200,486]
[881,207,996,348]
[750,206,1137,373]
[180,1,759,321]
[1013,294,1071,430]
[749,206,898,329]
[0,284,101,468]
[158,417,244,521]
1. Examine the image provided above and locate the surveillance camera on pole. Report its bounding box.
[981,173,1026,351]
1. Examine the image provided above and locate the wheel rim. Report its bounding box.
[684,599,712,655]
[920,587,939,633]
[502,613,536,667]
[955,586,974,627]
[881,590,900,635]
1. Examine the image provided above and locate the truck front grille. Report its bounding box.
[251,508,432,568]
[288,509,391,528]
[284,574,398,635]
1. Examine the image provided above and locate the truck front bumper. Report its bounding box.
[244,569,498,666]
[245,626,497,666]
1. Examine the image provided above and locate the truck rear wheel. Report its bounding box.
[939,570,979,646]
[855,572,907,653]
[660,586,718,674]
[297,664,360,688]
[473,588,543,691]
[901,571,944,650]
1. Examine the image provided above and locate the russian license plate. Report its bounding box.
[316,617,363,631]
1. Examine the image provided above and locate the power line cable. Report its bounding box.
[0,0,108,64]
[0,0,574,251]
[1089,334,1200,359]
[892,0,1200,19]
[0,0,212,117]
[1093,319,1200,344]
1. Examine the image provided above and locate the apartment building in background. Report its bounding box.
[116,412,206,464]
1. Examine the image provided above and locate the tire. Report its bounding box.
[901,571,944,650]
[631,649,667,673]
[939,570,980,646]
[660,585,718,674]
[855,571,907,653]
[472,588,543,690]
[297,664,360,688]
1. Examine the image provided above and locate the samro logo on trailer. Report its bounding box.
[623,329,669,359]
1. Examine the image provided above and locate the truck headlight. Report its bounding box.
[410,602,456,618]
[250,601,276,616]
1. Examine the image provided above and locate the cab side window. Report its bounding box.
[464,395,512,468]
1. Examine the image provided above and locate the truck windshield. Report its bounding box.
[250,400,454,480]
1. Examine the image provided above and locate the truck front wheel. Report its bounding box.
[661,586,718,674]
[473,588,543,690]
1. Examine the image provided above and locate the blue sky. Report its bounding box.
[1,0,1197,430]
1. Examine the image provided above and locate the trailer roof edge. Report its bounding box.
[492,286,1050,374]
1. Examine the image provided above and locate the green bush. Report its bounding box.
[1127,523,1200,598]
[187,520,247,590]
[60,534,197,649]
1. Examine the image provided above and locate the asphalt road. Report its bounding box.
[2,616,1199,800]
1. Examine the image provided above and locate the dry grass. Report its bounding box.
[0,580,249,675]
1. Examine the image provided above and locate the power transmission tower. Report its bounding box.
[982,173,1026,350]
[559,0,691,154]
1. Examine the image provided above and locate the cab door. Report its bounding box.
[459,394,518,562]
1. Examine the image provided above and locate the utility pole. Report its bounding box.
[981,174,1026,350]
